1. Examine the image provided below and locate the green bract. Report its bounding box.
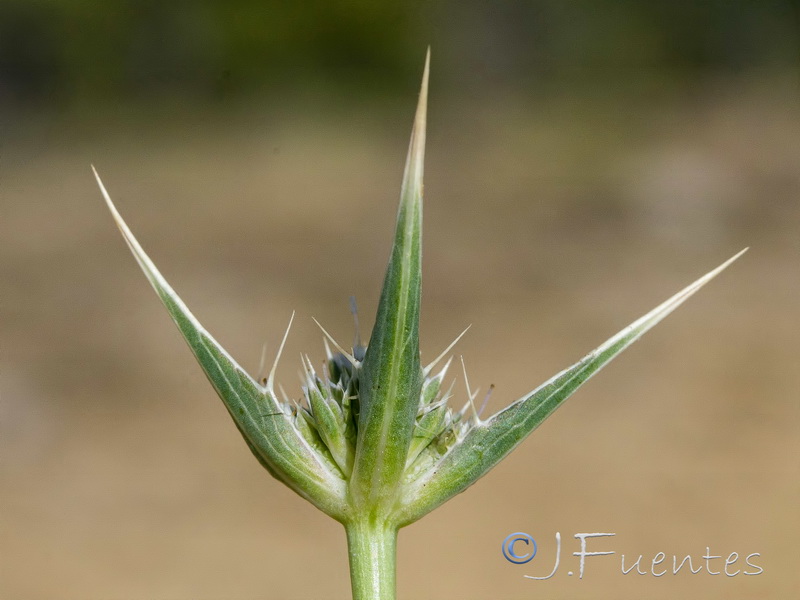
[96,50,745,600]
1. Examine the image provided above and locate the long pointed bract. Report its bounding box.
[350,51,429,511]
[94,167,348,520]
[395,249,747,524]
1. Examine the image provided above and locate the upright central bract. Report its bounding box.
[95,50,744,600]
[351,55,426,513]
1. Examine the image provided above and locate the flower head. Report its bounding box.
[95,51,745,529]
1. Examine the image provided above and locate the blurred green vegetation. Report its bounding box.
[0,0,798,105]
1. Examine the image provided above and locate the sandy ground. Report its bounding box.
[2,84,799,599]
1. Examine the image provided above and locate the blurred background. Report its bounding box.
[1,1,798,598]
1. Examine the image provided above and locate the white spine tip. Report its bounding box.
[267,311,295,392]
[312,317,358,366]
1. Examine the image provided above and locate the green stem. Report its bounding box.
[345,519,398,600]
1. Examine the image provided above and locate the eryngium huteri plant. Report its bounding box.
[95,51,745,600]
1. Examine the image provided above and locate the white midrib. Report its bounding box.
[368,197,418,498]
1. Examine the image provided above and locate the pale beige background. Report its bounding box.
[2,82,798,598]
